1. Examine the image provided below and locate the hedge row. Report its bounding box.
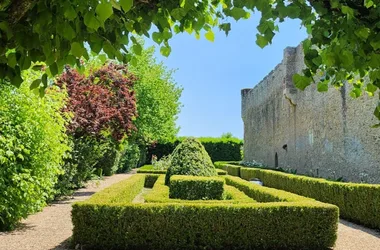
[240,167,380,229]
[169,175,224,200]
[147,137,243,163]
[137,165,227,175]
[215,161,380,229]
[214,162,241,176]
[87,174,145,204]
[225,176,314,203]
[72,174,338,250]
[144,175,255,204]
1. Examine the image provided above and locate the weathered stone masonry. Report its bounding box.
[242,44,380,183]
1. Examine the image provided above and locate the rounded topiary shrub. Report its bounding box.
[165,137,217,185]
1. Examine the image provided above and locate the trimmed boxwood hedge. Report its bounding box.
[214,162,241,176]
[144,175,255,204]
[72,174,338,250]
[239,167,380,229]
[147,137,243,163]
[137,165,227,175]
[169,175,225,200]
[216,161,380,229]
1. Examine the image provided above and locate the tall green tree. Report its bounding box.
[0,0,379,122]
[130,46,183,144]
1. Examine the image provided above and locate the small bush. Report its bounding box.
[95,145,121,176]
[153,154,171,170]
[169,175,225,200]
[57,137,109,194]
[165,138,217,185]
[118,142,141,172]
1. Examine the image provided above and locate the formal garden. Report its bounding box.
[1,0,380,249]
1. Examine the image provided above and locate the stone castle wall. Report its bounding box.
[241,44,380,183]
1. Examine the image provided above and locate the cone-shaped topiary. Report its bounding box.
[165,137,217,185]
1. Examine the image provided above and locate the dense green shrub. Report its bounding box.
[169,175,224,200]
[148,137,243,163]
[72,174,338,250]
[95,146,121,176]
[165,138,217,185]
[118,142,141,172]
[0,83,69,231]
[152,154,171,170]
[56,137,110,196]
[239,167,380,229]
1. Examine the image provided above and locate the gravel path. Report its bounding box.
[0,172,134,250]
[0,171,379,250]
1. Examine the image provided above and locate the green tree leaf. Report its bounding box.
[84,12,100,30]
[96,3,113,23]
[160,46,171,57]
[71,42,84,58]
[293,74,312,90]
[366,84,378,96]
[256,34,269,48]
[152,32,163,44]
[317,80,329,92]
[120,0,133,13]
[355,27,370,40]
[171,8,187,20]
[49,62,58,76]
[64,5,77,20]
[205,30,215,42]
[30,79,41,90]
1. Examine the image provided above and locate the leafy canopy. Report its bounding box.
[0,0,379,122]
[56,63,138,141]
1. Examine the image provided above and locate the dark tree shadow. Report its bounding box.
[73,191,95,197]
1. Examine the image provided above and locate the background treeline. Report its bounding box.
[0,45,182,231]
[147,136,243,163]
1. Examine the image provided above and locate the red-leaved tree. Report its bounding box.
[57,63,138,141]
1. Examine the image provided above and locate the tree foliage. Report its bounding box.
[0,0,379,122]
[56,63,138,141]
[0,81,69,230]
[130,45,183,143]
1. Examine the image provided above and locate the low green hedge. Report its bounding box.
[137,165,227,175]
[214,162,241,176]
[147,137,243,163]
[136,165,167,174]
[87,174,145,204]
[169,175,225,200]
[144,175,255,204]
[225,176,312,203]
[216,169,227,175]
[72,174,338,250]
[240,167,380,229]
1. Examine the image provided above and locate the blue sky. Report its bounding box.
[145,16,307,139]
